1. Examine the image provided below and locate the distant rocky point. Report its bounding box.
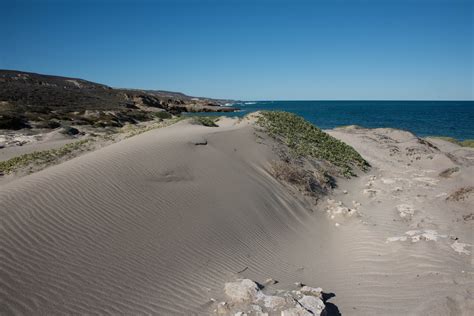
[0,70,237,130]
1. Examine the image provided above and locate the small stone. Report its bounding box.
[396,204,415,220]
[224,279,259,302]
[216,302,228,314]
[343,190,348,194]
[265,278,277,285]
[251,304,263,312]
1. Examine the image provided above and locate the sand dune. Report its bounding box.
[1,117,473,315]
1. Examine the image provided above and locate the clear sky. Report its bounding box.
[1,0,472,100]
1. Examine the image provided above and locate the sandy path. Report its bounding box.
[1,120,473,315]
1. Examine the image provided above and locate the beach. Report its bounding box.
[1,114,472,315]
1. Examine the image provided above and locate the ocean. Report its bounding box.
[207,101,474,140]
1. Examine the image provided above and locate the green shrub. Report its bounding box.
[153,111,173,119]
[256,111,369,177]
[460,140,474,148]
[36,119,61,129]
[0,139,91,174]
[0,116,30,130]
[192,116,218,127]
[431,136,474,148]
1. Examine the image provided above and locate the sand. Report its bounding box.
[1,117,473,315]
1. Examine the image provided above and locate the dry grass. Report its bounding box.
[271,160,330,196]
[446,186,474,201]
[0,139,93,174]
[438,167,460,178]
[432,136,474,148]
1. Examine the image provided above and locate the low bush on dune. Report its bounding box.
[256,111,370,177]
[192,116,219,127]
[462,140,474,148]
[0,139,91,174]
[271,160,331,195]
[0,115,31,130]
[153,111,173,120]
[446,186,474,201]
[431,136,474,148]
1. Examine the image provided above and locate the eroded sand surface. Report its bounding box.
[1,119,472,315]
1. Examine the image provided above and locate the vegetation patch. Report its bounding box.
[0,115,30,130]
[271,160,330,196]
[124,116,185,138]
[431,136,474,148]
[439,166,460,178]
[153,111,173,120]
[0,139,92,174]
[256,111,370,177]
[446,186,474,202]
[192,116,219,127]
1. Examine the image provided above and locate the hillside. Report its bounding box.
[0,70,236,129]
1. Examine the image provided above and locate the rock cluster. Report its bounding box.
[214,279,325,315]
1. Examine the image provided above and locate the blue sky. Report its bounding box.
[1,0,472,100]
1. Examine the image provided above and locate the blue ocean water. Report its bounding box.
[208,101,474,140]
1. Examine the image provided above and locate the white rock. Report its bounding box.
[281,306,313,316]
[396,204,415,220]
[251,304,263,312]
[298,295,325,315]
[300,286,323,297]
[451,241,471,255]
[224,279,259,302]
[217,301,229,314]
[260,294,287,310]
[388,230,447,243]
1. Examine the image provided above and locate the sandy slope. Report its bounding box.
[326,127,474,315]
[1,118,473,315]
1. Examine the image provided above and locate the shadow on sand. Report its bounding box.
[321,292,342,316]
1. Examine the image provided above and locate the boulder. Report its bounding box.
[224,279,259,303]
[298,295,325,315]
